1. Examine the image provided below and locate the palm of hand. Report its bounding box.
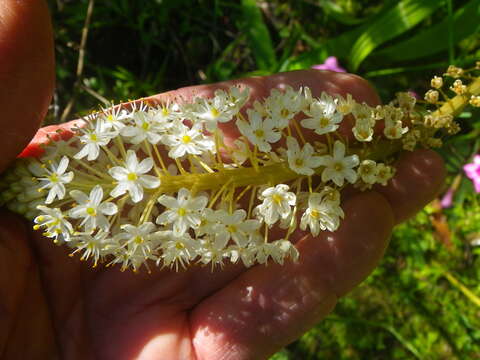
[2,162,442,360]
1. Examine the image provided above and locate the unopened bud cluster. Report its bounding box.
[1,66,478,272]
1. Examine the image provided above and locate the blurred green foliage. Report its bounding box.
[46,0,480,358]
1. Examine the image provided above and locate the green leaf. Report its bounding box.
[348,0,444,71]
[373,0,480,62]
[280,1,402,71]
[240,0,277,71]
[318,0,369,25]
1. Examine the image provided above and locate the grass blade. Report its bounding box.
[348,0,443,71]
[373,0,480,63]
[240,0,277,72]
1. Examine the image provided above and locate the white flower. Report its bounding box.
[255,184,296,225]
[382,105,408,140]
[264,87,304,128]
[384,123,408,139]
[70,231,112,266]
[375,163,395,186]
[153,101,181,124]
[156,188,208,236]
[214,209,261,247]
[357,160,378,184]
[227,86,250,110]
[196,236,229,266]
[352,123,374,142]
[318,141,359,186]
[158,231,200,270]
[162,123,215,159]
[286,136,322,175]
[109,150,160,203]
[255,239,299,265]
[236,109,281,152]
[352,103,375,142]
[192,90,235,130]
[34,206,73,242]
[75,119,117,161]
[227,244,257,267]
[336,93,356,115]
[301,95,342,135]
[300,189,344,235]
[99,106,129,131]
[69,185,118,232]
[121,109,168,145]
[113,222,162,271]
[37,156,74,204]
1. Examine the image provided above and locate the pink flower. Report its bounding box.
[464,155,480,193]
[312,56,346,73]
[440,188,454,208]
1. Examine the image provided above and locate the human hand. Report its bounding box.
[0,1,445,359]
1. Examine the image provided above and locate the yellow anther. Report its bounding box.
[254,129,264,138]
[127,173,138,181]
[272,194,283,204]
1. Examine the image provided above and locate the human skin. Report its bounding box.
[0,1,445,359]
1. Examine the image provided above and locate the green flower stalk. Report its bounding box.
[1,65,479,272]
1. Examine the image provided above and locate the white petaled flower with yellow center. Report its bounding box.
[70,231,111,267]
[227,86,250,110]
[286,136,323,176]
[154,101,181,123]
[255,239,299,265]
[336,93,356,115]
[156,188,209,236]
[121,109,168,145]
[375,163,395,186]
[318,141,359,187]
[264,87,304,129]
[214,209,261,247]
[112,222,161,271]
[75,119,117,161]
[69,185,118,232]
[301,94,342,135]
[99,106,129,131]
[352,103,375,142]
[108,150,160,203]
[236,109,281,152]
[34,206,73,242]
[192,89,236,130]
[383,107,408,140]
[300,188,344,235]
[357,160,378,184]
[255,184,296,225]
[37,156,74,204]
[162,123,215,159]
[197,236,229,266]
[158,231,200,270]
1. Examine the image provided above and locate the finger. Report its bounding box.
[375,149,446,223]
[0,0,55,172]
[189,192,394,360]
[0,210,56,359]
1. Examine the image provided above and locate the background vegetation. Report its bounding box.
[46,0,480,358]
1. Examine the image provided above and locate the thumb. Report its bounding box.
[0,0,55,172]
